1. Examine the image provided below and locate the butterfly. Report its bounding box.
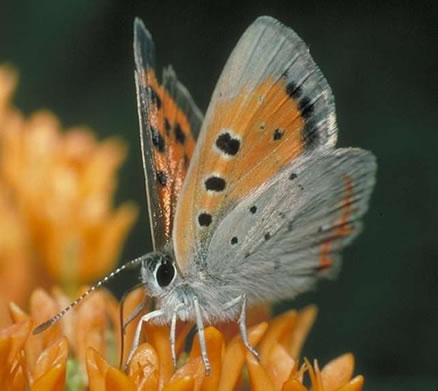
[34,16,377,375]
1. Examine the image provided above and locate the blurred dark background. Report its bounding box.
[1,0,437,389]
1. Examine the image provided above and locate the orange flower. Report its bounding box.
[0,65,138,314]
[0,319,68,391]
[3,286,121,390]
[1,286,364,391]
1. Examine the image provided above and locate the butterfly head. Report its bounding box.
[140,252,179,298]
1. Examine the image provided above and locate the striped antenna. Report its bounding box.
[33,254,150,335]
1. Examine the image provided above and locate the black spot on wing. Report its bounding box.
[299,97,314,120]
[216,132,240,156]
[151,127,165,152]
[299,97,319,150]
[174,123,186,144]
[205,176,226,192]
[273,128,284,141]
[198,213,212,227]
[264,232,271,241]
[286,78,319,150]
[302,121,319,150]
[231,236,238,245]
[250,206,257,214]
[164,117,171,135]
[147,86,162,109]
[289,173,297,180]
[286,81,303,99]
[156,171,167,186]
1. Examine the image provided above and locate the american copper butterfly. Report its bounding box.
[35,16,377,375]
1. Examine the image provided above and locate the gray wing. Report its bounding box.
[204,15,338,150]
[133,18,202,250]
[172,16,338,271]
[205,148,377,304]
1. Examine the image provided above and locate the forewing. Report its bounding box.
[173,16,337,270]
[134,19,203,250]
[207,148,377,302]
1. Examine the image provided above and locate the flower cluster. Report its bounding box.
[2,287,364,390]
[0,65,138,326]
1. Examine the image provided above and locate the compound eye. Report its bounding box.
[155,259,175,288]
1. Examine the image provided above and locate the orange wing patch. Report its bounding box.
[200,77,305,207]
[140,69,196,241]
[318,174,355,270]
[174,76,308,270]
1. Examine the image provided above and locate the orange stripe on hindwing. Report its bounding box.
[319,175,354,270]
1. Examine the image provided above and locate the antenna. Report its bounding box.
[33,254,149,335]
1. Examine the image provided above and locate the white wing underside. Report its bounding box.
[205,148,376,304]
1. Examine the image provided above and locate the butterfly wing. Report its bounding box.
[173,16,338,271]
[134,19,203,250]
[206,148,376,302]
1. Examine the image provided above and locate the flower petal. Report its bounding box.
[86,347,111,391]
[320,353,355,391]
[0,337,10,378]
[189,327,224,391]
[0,65,17,107]
[127,342,159,390]
[120,287,148,365]
[0,319,32,363]
[218,322,268,391]
[163,376,195,391]
[337,375,364,391]
[259,310,297,366]
[84,202,138,282]
[144,324,174,389]
[281,379,307,391]
[30,363,66,391]
[265,343,296,391]
[169,356,205,391]
[287,306,317,359]
[106,366,136,391]
[0,345,27,390]
[8,301,28,323]
[21,290,63,374]
[137,372,159,391]
[246,350,275,391]
[33,337,68,382]
[0,320,32,388]
[74,289,109,365]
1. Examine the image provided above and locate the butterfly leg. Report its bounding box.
[238,295,260,360]
[170,303,184,368]
[193,296,211,375]
[224,295,260,360]
[125,309,164,370]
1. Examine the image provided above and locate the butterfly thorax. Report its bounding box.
[140,251,243,324]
